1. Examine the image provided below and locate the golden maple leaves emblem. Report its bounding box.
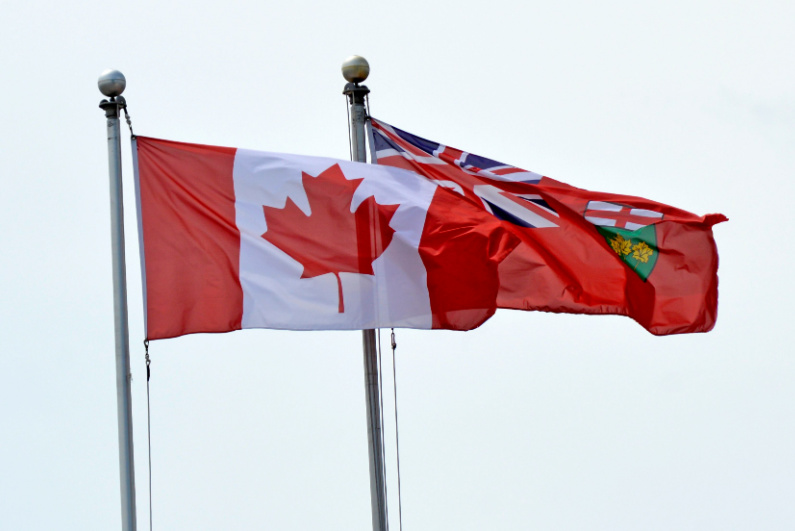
[631,241,653,263]
[609,234,654,263]
[610,234,632,256]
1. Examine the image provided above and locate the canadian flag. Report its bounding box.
[133,137,515,340]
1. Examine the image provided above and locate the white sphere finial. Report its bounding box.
[98,69,126,97]
[341,56,370,83]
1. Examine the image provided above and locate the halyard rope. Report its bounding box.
[377,329,390,530]
[144,339,153,531]
[390,329,404,531]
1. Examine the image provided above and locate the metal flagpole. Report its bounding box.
[98,69,137,531]
[342,56,388,531]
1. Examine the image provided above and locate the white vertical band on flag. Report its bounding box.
[233,150,435,330]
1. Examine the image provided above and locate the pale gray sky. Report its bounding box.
[1,0,793,529]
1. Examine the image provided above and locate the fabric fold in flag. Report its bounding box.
[369,118,727,335]
[133,136,516,340]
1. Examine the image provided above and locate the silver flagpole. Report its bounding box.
[342,56,388,531]
[98,69,137,531]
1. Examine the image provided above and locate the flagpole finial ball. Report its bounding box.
[98,69,126,97]
[341,56,369,83]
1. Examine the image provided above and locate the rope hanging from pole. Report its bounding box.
[118,97,134,137]
[144,339,153,531]
[376,329,390,530]
[390,329,404,531]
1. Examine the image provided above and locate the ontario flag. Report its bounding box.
[133,136,517,340]
[370,118,727,335]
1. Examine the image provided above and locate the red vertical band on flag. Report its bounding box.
[135,137,242,340]
[419,187,519,330]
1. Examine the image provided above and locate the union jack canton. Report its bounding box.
[369,118,559,229]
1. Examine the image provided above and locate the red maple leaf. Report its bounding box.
[262,164,399,313]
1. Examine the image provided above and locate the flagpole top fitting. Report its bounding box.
[98,69,126,98]
[341,56,369,84]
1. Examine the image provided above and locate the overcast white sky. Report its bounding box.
[1,0,793,529]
